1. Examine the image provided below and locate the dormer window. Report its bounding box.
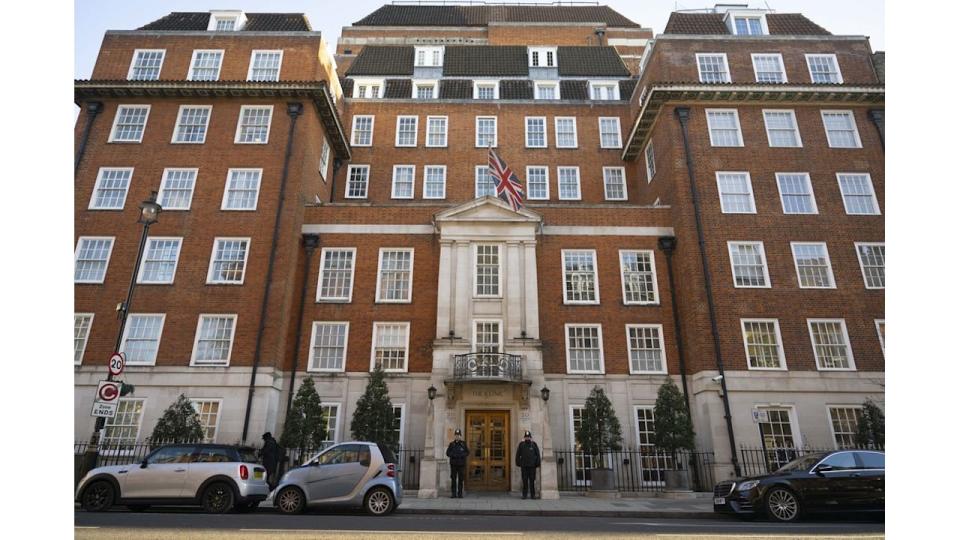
[529,47,557,68]
[352,79,384,99]
[415,46,444,67]
[734,16,763,35]
[590,81,620,100]
[207,10,246,31]
[413,80,438,99]
[473,81,499,100]
[534,81,559,100]
[215,17,236,31]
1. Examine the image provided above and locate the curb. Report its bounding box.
[395,507,719,519]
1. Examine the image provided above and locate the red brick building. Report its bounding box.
[74,4,883,497]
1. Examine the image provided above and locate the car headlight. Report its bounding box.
[738,480,760,491]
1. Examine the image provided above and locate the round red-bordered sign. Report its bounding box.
[108,352,125,377]
[98,382,119,401]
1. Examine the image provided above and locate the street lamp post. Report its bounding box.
[80,191,162,476]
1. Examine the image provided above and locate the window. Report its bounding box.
[856,243,885,289]
[791,242,835,288]
[222,168,262,210]
[569,406,596,483]
[557,167,581,200]
[876,320,885,355]
[525,117,547,148]
[603,167,627,200]
[234,106,273,144]
[103,399,144,450]
[475,166,496,197]
[108,105,150,143]
[207,238,250,284]
[191,400,221,442]
[319,140,331,180]
[317,248,356,302]
[474,81,498,100]
[837,173,880,215]
[757,408,798,468]
[351,115,374,146]
[376,249,414,303]
[188,50,223,81]
[75,237,114,283]
[620,250,658,304]
[590,82,619,100]
[535,82,558,100]
[353,80,383,99]
[89,168,133,210]
[426,116,448,147]
[475,244,501,297]
[740,319,786,370]
[474,320,502,353]
[423,165,446,199]
[634,407,668,483]
[391,165,415,199]
[319,404,340,444]
[706,109,744,147]
[562,249,598,304]
[806,54,842,84]
[728,242,770,288]
[776,173,818,214]
[309,322,349,372]
[247,50,282,81]
[413,81,438,99]
[554,117,577,148]
[128,49,165,80]
[214,16,237,31]
[565,324,604,373]
[644,142,656,182]
[529,47,557,67]
[414,46,443,67]
[733,16,764,35]
[191,315,237,366]
[476,116,497,148]
[345,165,369,199]
[751,54,786,83]
[120,314,165,365]
[821,111,862,148]
[716,172,756,213]
[808,319,855,370]
[395,116,418,147]
[371,322,410,372]
[599,117,622,148]
[763,110,802,147]
[857,451,885,469]
[696,53,730,83]
[158,168,197,210]
[526,166,549,200]
[626,325,665,373]
[75,314,94,364]
[138,237,182,284]
[172,105,212,143]
[392,405,405,448]
[828,407,863,449]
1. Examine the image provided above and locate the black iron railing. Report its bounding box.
[451,352,523,381]
[554,448,716,493]
[739,444,884,477]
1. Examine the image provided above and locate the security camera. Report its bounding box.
[711,375,724,383]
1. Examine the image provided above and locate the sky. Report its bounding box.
[75,0,885,79]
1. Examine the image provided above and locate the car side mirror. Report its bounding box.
[140,459,148,469]
[814,464,833,476]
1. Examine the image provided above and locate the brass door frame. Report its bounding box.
[464,410,510,491]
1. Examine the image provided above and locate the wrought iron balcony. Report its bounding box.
[451,352,523,382]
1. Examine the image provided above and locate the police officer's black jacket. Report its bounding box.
[515,440,541,467]
[446,440,469,466]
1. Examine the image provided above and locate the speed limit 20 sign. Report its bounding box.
[108,352,125,376]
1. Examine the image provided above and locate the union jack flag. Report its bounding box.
[488,148,525,211]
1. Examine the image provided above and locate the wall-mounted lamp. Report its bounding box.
[427,385,437,401]
[540,386,550,401]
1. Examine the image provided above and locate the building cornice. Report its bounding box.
[104,30,323,38]
[654,34,869,42]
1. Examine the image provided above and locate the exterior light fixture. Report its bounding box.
[427,385,437,401]
[540,386,550,401]
[138,191,162,225]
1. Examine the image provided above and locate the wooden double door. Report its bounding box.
[465,410,510,491]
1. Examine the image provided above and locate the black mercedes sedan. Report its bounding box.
[713,450,884,522]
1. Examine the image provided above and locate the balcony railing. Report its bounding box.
[451,352,523,382]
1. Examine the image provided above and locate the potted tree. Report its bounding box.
[150,394,205,447]
[652,378,695,492]
[280,377,327,467]
[350,363,399,450]
[575,385,623,493]
[855,399,884,449]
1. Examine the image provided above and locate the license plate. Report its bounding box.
[714,497,726,505]
[254,470,263,479]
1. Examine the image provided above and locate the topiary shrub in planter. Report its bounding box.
[653,378,696,492]
[855,399,885,449]
[575,386,623,493]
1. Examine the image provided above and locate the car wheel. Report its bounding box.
[81,480,115,512]
[364,486,395,516]
[126,505,150,512]
[201,482,235,514]
[276,486,305,515]
[765,487,801,523]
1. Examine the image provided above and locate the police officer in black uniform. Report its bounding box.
[446,428,469,498]
[515,430,541,499]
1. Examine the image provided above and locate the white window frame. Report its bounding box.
[790,242,836,289]
[246,49,283,82]
[233,105,274,144]
[206,237,251,285]
[74,236,115,284]
[393,404,406,447]
[525,166,550,200]
[475,116,498,148]
[391,165,416,200]
[414,46,444,67]
[644,141,656,182]
[89,167,134,210]
[473,244,502,298]
[619,249,659,305]
[625,324,667,374]
[171,105,212,144]
[762,109,802,148]
[319,139,331,180]
[836,173,880,215]
[528,47,558,67]
[422,165,447,200]
[740,318,787,371]
[316,247,357,303]
[190,314,238,367]
[412,79,439,99]
[603,166,628,201]
[102,398,145,453]
[352,79,384,99]
[308,322,350,373]
[187,49,224,81]
[753,404,803,450]
[705,108,744,147]
[472,319,504,352]
[534,81,559,100]
[554,117,578,148]
[351,115,375,147]
[589,80,620,101]
[557,166,582,201]
[136,236,183,285]
[375,248,415,304]
[728,13,769,35]
[319,402,342,444]
[75,313,95,365]
[821,110,863,149]
[157,168,198,211]
[598,117,623,149]
[807,318,856,371]
[775,172,818,214]
[108,105,151,143]
[369,322,411,373]
[473,80,499,99]
[564,323,605,374]
[855,242,885,289]
[875,319,885,356]
[727,241,771,289]
[561,249,599,305]
[525,116,547,148]
[395,115,418,147]
[425,116,448,147]
[220,168,263,211]
[826,405,864,450]
[345,165,370,199]
[189,398,223,443]
[751,53,787,83]
[805,54,843,84]
[120,313,166,366]
[475,165,495,198]
[695,53,731,83]
[127,49,166,81]
[716,171,757,214]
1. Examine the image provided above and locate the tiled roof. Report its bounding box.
[138,12,311,32]
[340,77,354,96]
[499,79,533,100]
[346,46,416,76]
[620,79,639,100]
[560,80,589,100]
[384,79,412,99]
[664,12,830,35]
[354,5,639,27]
[557,47,630,77]
[443,46,528,77]
[439,79,473,99]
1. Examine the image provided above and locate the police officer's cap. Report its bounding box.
[524,430,532,438]
[455,428,462,436]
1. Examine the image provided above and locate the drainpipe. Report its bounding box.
[868,109,885,150]
[241,102,303,443]
[75,101,103,174]
[674,107,741,477]
[284,234,321,419]
[657,236,691,414]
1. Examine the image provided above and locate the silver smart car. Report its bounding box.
[273,441,402,516]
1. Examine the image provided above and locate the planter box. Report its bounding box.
[589,468,617,492]
[664,469,692,492]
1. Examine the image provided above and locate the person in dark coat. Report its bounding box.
[515,430,541,499]
[445,428,469,498]
[260,432,281,490]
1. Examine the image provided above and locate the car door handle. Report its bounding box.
[174,468,187,472]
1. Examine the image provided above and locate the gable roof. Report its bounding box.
[138,12,312,32]
[443,46,528,77]
[355,5,639,27]
[557,46,630,77]
[664,12,830,36]
[346,46,416,76]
